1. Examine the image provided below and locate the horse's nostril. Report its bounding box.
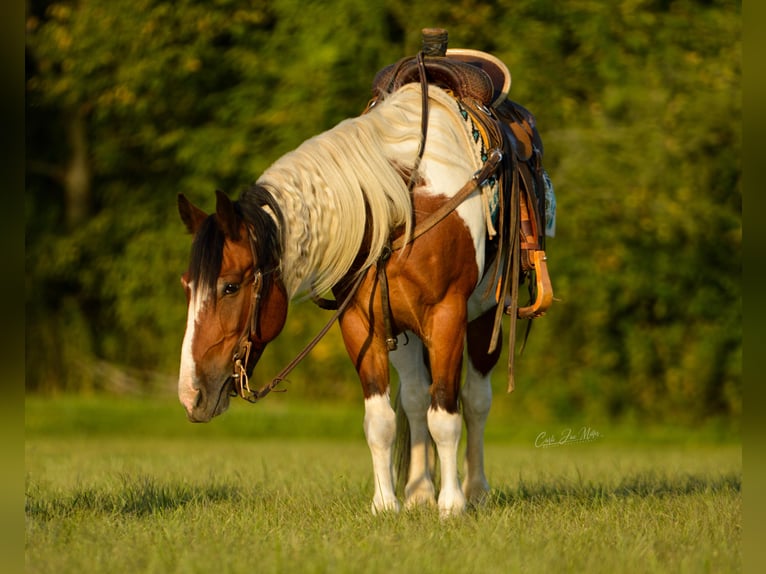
[193,389,203,409]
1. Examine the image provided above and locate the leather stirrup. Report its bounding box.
[512,250,553,319]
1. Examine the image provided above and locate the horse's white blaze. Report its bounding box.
[460,360,492,503]
[427,406,466,516]
[178,284,202,415]
[363,392,400,514]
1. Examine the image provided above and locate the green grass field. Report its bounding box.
[25,396,741,573]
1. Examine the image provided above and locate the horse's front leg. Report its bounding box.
[364,389,399,514]
[338,304,400,514]
[425,299,468,517]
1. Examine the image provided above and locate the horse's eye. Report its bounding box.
[223,283,240,296]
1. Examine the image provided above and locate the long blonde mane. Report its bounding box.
[257,84,476,297]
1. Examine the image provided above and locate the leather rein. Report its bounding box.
[230,228,369,403]
[230,52,504,403]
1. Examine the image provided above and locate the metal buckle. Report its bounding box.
[232,340,255,401]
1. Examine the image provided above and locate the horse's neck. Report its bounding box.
[258,157,394,299]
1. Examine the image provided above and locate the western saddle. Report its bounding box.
[372,30,553,312]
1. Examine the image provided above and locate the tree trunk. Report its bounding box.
[63,106,92,228]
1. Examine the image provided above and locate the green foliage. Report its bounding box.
[26,1,741,424]
[510,0,742,424]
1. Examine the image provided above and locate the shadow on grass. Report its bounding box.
[26,475,252,520]
[490,471,741,506]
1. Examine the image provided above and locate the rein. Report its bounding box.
[231,229,369,403]
[390,148,503,251]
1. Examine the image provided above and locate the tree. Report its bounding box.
[26,0,741,425]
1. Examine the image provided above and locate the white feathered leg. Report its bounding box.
[364,392,400,514]
[390,335,436,507]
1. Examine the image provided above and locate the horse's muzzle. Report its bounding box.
[180,376,233,422]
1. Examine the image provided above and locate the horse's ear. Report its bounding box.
[215,189,241,239]
[178,193,208,234]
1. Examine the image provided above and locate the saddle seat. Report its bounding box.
[372,30,511,109]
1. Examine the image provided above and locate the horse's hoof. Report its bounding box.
[437,490,466,518]
[371,498,401,515]
[404,480,436,509]
[462,478,491,506]
[404,492,437,509]
[438,504,466,518]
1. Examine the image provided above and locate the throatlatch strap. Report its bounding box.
[376,246,398,351]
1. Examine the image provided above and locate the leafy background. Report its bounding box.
[25,0,741,427]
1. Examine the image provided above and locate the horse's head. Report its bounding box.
[177,189,287,422]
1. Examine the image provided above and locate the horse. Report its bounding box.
[177,53,552,516]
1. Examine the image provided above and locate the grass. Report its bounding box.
[25,395,741,573]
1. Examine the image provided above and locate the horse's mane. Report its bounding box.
[190,84,476,300]
[238,185,285,275]
[255,84,458,296]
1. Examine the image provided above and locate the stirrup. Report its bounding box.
[510,250,553,319]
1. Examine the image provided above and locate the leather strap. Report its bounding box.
[240,269,368,402]
[377,246,398,351]
[390,148,503,251]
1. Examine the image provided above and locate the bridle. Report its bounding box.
[230,268,265,402]
[229,228,280,403]
[228,226,366,403]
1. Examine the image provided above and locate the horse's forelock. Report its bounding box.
[189,215,225,304]
[187,187,284,306]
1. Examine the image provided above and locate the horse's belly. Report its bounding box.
[467,265,499,321]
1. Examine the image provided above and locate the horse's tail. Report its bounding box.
[393,387,410,496]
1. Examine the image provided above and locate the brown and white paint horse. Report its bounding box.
[178,84,514,516]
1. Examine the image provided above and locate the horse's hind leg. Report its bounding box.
[390,334,436,508]
[461,307,501,504]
